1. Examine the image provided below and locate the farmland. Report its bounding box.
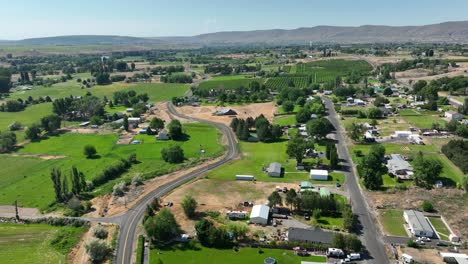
[196,77,264,92]
[150,243,326,264]
[265,76,310,89]
[0,223,86,264]
[0,123,223,209]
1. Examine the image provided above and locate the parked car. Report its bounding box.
[336,182,341,188]
[304,213,310,220]
[164,202,173,207]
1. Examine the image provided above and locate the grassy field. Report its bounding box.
[427,217,451,240]
[150,243,326,264]
[273,115,296,126]
[0,123,223,209]
[206,140,341,184]
[209,74,254,81]
[9,82,189,103]
[0,223,85,264]
[0,103,54,141]
[380,209,407,237]
[399,109,446,129]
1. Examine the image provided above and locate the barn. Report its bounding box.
[310,169,328,180]
[250,205,270,225]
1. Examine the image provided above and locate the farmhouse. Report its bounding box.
[213,108,237,116]
[287,227,333,244]
[267,162,282,177]
[445,110,464,121]
[250,205,270,225]
[309,169,328,180]
[156,129,169,140]
[403,210,434,238]
[235,175,255,181]
[387,154,413,180]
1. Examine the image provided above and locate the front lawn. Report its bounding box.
[150,243,326,264]
[380,209,407,237]
[427,217,451,239]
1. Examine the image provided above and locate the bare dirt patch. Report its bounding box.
[6,153,66,160]
[177,102,276,126]
[0,206,40,218]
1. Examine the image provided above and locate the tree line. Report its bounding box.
[230,115,282,142]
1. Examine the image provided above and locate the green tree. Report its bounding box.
[285,189,297,210]
[358,144,385,190]
[306,117,333,139]
[84,144,97,158]
[413,152,442,189]
[161,145,184,163]
[123,115,129,131]
[461,174,468,192]
[181,195,198,218]
[268,191,282,207]
[25,123,42,141]
[342,205,357,232]
[282,101,294,113]
[144,208,180,242]
[40,114,62,133]
[195,218,215,246]
[0,131,17,152]
[348,123,365,142]
[422,201,433,212]
[286,136,311,164]
[329,145,339,169]
[168,119,183,140]
[150,117,165,131]
[70,166,85,195]
[367,107,382,119]
[383,87,393,96]
[50,168,63,203]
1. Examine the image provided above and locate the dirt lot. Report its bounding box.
[177,102,276,126]
[366,188,468,238]
[0,206,40,218]
[396,62,468,83]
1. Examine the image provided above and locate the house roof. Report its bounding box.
[300,181,313,188]
[287,227,334,244]
[319,188,331,197]
[404,210,433,233]
[387,154,413,172]
[310,169,328,176]
[446,110,459,115]
[250,205,269,220]
[268,162,282,174]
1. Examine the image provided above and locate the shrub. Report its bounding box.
[112,181,127,197]
[161,145,185,163]
[85,237,110,263]
[422,201,434,212]
[92,225,109,239]
[132,175,143,186]
[8,121,22,131]
[84,144,97,158]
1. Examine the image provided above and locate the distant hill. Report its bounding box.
[2,21,468,46]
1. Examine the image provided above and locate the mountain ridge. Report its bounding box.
[2,21,468,46]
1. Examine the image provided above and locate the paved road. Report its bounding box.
[115,102,239,264]
[324,98,389,264]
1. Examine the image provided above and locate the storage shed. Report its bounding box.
[268,162,282,177]
[250,205,270,225]
[156,129,169,140]
[310,169,328,180]
[403,210,434,237]
[236,175,255,181]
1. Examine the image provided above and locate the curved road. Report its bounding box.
[115,102,238,264]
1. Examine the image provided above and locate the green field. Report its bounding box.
[0,123,223,209]
[0,103,54,141]
[0,223,85,264]
[197,78,264,92]
[150,243,326,264]
[273,115,297,126]
[206,140,341,184]
[399,109,446,129]
[9,82,189,103]
[380,209,407,237]
[427,217,451,240]
[265,76,310,89]
[209,74,254,81]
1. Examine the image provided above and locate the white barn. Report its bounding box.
[250,205,270,225]
[310,169,328,181]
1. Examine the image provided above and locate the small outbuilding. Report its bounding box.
[392,131,413,139]
[310,169,328,180]
[226,210,247,220]
[128,117,141,124]
[235,175,255,181]
[250,205,270,225]
[300,181,313,192]
[156,129,169,140]
[267,162,282,177]
[213,108,237,116]
[445,110,464,121]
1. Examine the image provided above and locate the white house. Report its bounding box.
[310,169,328,180]
[250,205,270,225]
[403,210,434,237]
[445,110,464,121]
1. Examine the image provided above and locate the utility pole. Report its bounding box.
[14,200,19,221]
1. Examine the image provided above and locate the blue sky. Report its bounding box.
[1,0,467,39]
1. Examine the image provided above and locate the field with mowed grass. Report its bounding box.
[273,115,296,126]
[9,82,189,103]
[380,209,408,237]
[206,140,342,184]
[428,217,451,240]
[197,77,264,92]
[150,243,326,264]
[0,123,223,209]
[399,109,446,129]
[0,223,86,264]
